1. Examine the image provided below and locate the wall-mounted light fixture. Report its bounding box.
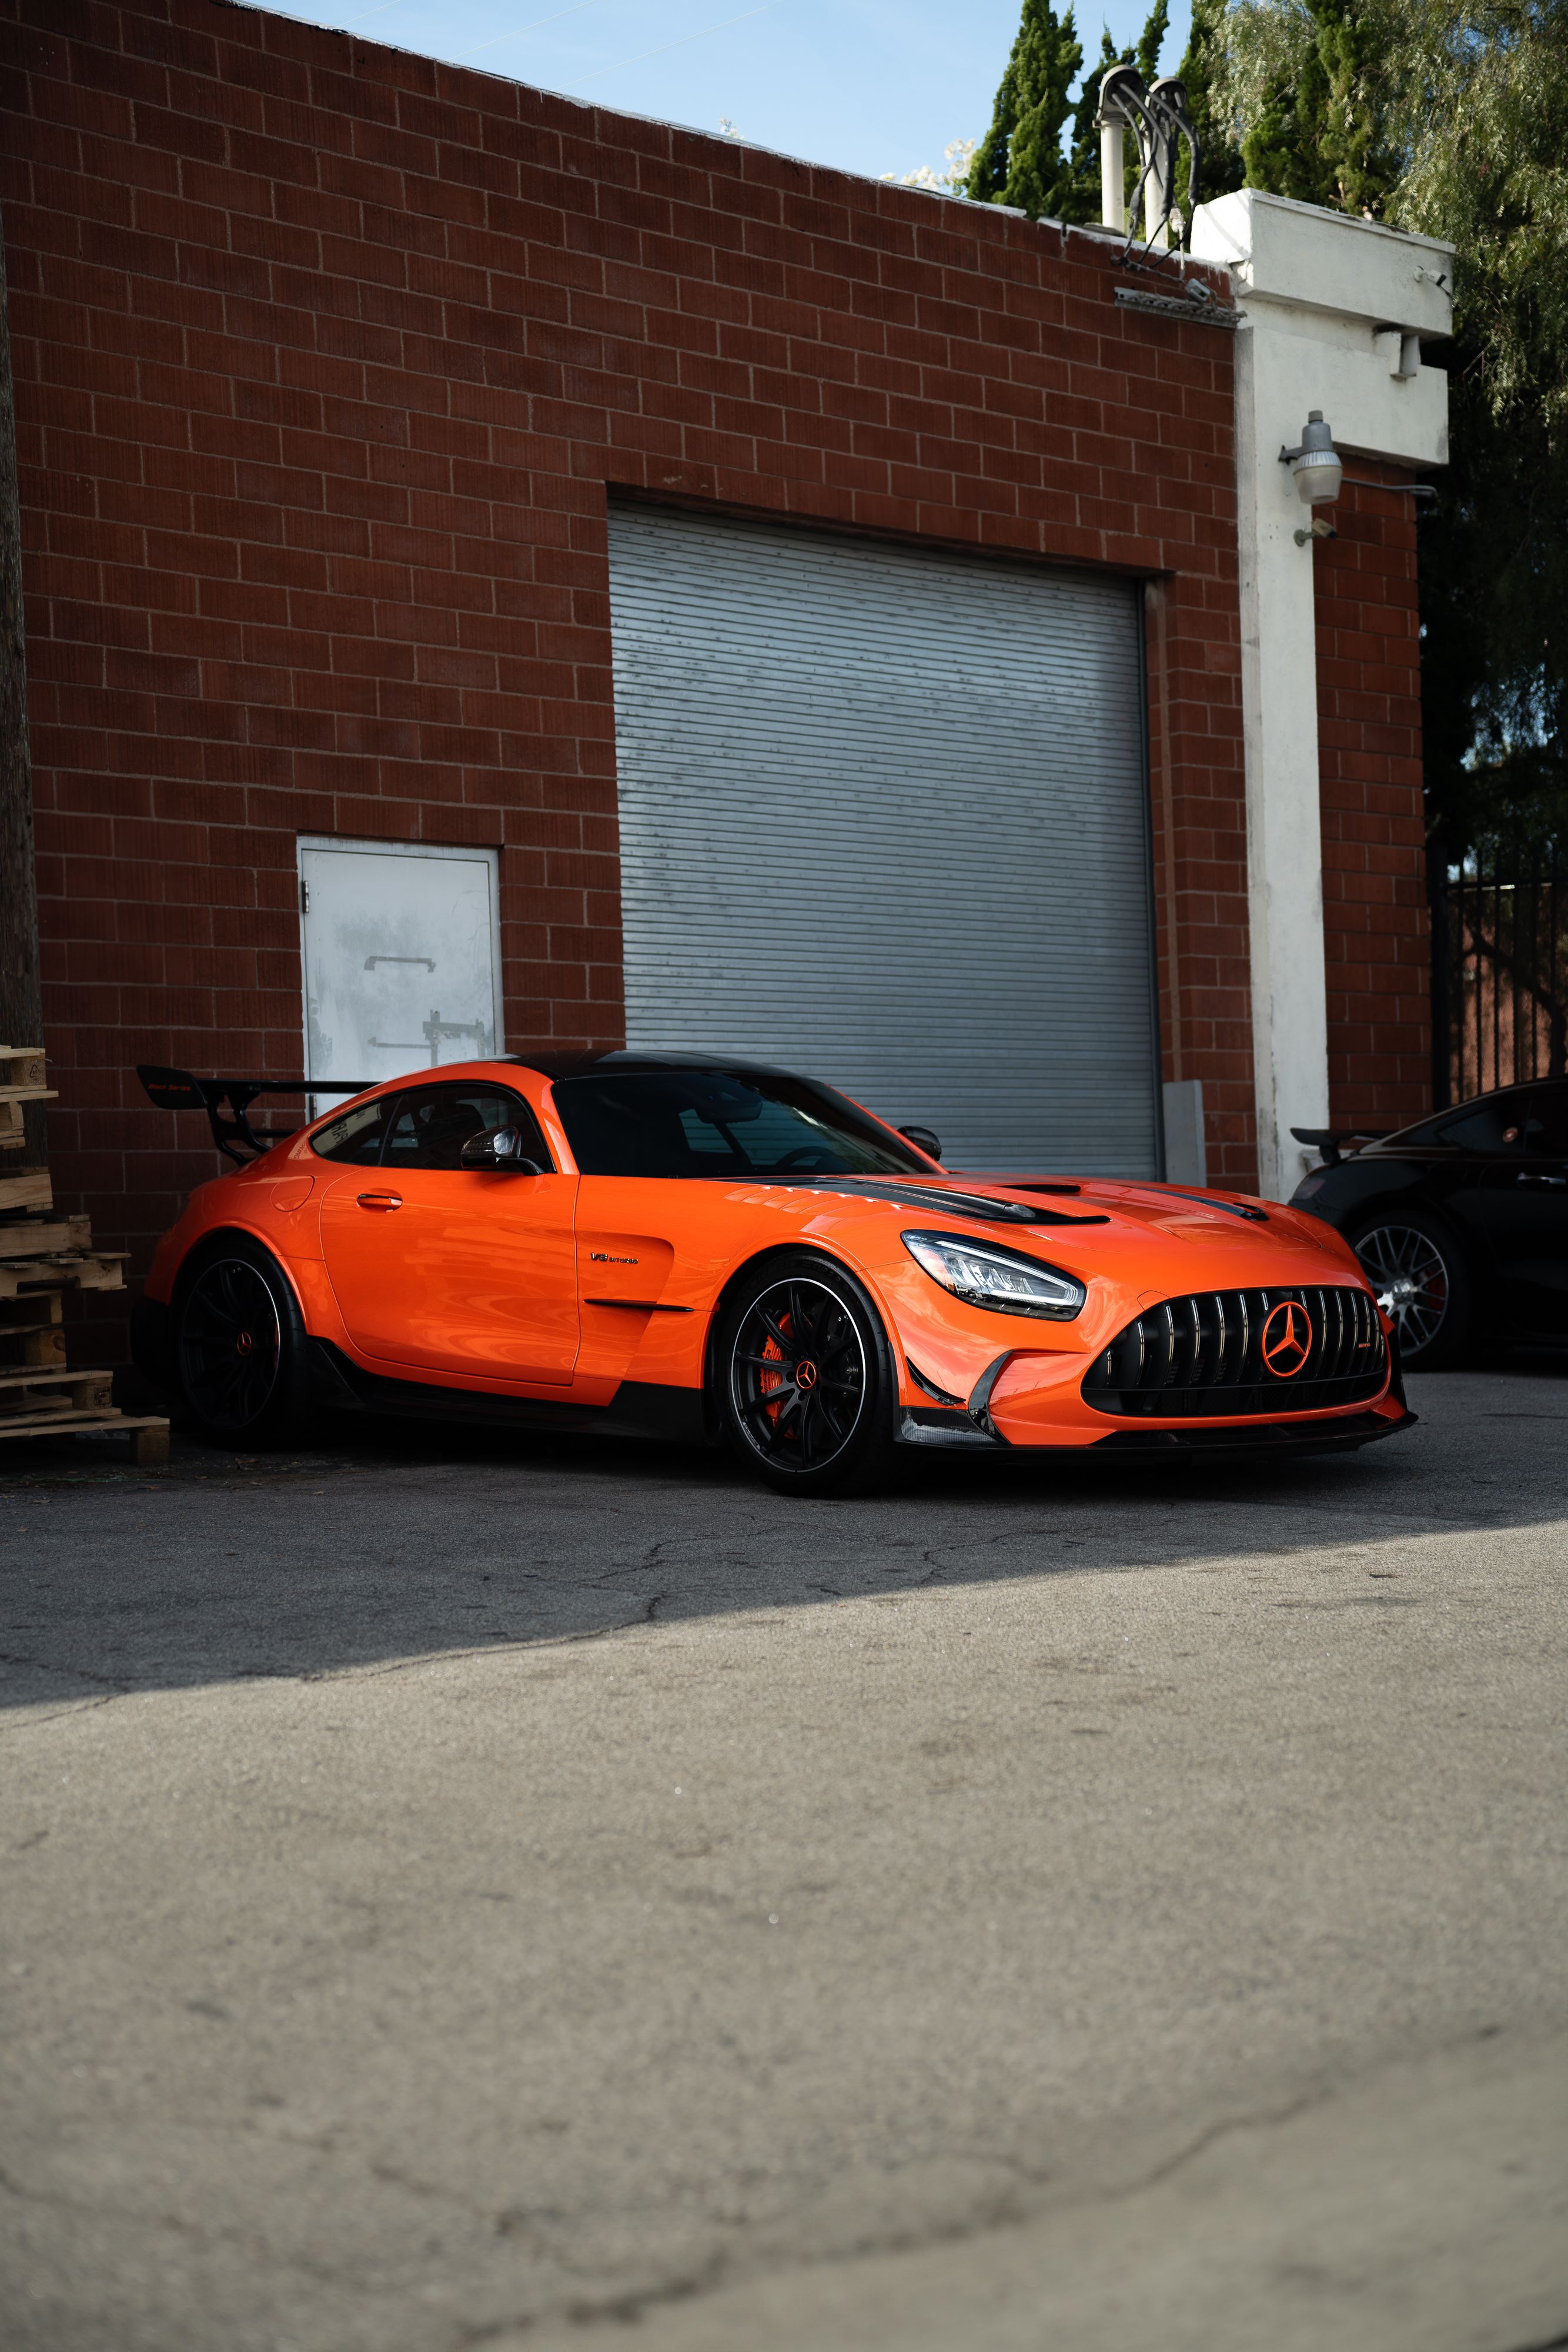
[1279,410,1343,505]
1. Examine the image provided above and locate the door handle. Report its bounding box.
[356,1191,403,1212]
[1516,1172,1567,1187]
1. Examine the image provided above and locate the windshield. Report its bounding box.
[550,1069,931,1179]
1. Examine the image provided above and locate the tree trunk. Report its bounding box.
[0,209,46,1169]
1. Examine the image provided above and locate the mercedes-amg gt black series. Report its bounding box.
[132,1053,1412,1496]
[1291,1077,1568,1369]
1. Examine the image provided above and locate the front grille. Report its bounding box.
[1082,1287,1387,1418]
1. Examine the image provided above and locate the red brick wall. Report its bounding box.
[1,0,1250,1346]
[1314,464,1432,1133]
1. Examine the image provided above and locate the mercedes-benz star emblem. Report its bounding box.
[1261,1299,1311,1378]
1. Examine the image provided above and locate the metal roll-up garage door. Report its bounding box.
[606,503,1160,1175]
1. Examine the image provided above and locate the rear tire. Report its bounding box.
[715,1250,901,1498]
[172,1234,314,1448]
[1348,1209,1472,1371]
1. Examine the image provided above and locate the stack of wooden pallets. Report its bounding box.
[0,1048,170,1466]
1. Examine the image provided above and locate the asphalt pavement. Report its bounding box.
[1,1367,1565,2351]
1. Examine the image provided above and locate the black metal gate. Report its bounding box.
[1431,843,1568,1108]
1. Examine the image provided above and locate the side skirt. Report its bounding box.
[308,1340,711,1449]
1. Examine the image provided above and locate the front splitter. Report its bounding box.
[895,1405,1417,1459]
[1091,1408,1417,1459]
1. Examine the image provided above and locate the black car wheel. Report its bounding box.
[1349,1211,1472,1371]
[173,1235,313,1446]
[716,1250,900,1497]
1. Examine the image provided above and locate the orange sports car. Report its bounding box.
[133,1054,1415,1495]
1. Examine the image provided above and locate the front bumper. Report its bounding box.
[895,1322,1415,1458]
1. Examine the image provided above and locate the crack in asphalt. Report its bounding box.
[0,1598,689,1725]
[462,2252,733,2344]
[472,2014,1552,2341]
[0,2158,359,2286]
[1,2020,1552,2346]
[442,2069,1410,2340]
[0,1691,119,1733]
[0,1650,131,1690]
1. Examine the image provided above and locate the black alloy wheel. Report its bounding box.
[174,1237,312,1446]
[1350,1211,1472,1371]
[718,1251,899,1496]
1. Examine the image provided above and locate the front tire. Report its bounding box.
[716,1251,900,1497]
[1349,1210,1472,1371]
[172,1235,314,1447]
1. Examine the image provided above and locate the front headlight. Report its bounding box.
[901,1230,1086,1320]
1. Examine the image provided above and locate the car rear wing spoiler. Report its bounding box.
[138,1065,369,1166]
[1290,1125,1393,1169]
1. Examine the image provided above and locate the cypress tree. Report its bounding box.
[1170,0,1567,858]
[965,0,1084,219]
[1136,0,1171,82]
[1175,0,1246,208]
[1061,28,1126,220]
[969,0,1178,226]
[1240,0,1394,217]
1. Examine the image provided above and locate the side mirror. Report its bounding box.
[460,1125,545,1174]
[899,1124,942,1162]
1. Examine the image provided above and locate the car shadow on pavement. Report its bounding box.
[0,1362,1564,1709]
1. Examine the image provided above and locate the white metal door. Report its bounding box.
[606,505,1159,1175]
[297,839,503,1092]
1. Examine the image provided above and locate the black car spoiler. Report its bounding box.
[138,1065,369,1166]
[1291,1126,1393,1168]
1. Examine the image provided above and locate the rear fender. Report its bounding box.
[166,1223,316,1326]
[139,1225,326,1404]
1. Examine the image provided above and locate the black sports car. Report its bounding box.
[1290,1077,1568,1368]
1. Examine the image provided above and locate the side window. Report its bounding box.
[1436,1091,1534,1154]
[1519,1084,1568,1158]
[382,1085,551,1172]
[310,1094,399,1165]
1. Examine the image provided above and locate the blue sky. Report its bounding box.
[268,0,1192,188]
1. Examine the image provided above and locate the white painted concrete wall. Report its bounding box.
[1189,191,1453,1200]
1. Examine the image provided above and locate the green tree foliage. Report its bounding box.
[1175,0,1248,209]
[966,0,1176,225]
[965,0,1084,219]
[1419,409,1567,853]
[1137,0,1172,79]
[1196,0,1566,854]
[964,0,1563,854]
[1394,0,1568,850]
[1231,0,1395,213]
[1062,28,1131,219]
